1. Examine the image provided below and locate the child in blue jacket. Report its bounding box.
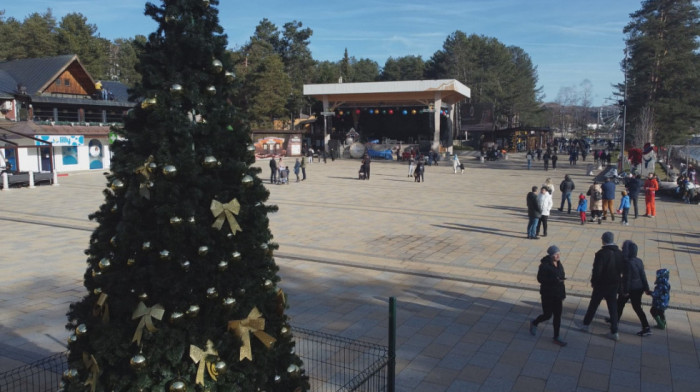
[651,268,670,329]
[617,190,631,225]
[576,193,588,225]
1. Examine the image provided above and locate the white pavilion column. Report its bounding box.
[432,93,442,152]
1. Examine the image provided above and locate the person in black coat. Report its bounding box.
[612,240,652,336]
[625,173,642,218]
[526,186,542,239]
[530,245,567,346]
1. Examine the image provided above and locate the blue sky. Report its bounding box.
[3,0,643,105]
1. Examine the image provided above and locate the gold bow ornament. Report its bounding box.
[131,302,165,346]
[82,353,99,392]
[210,198,242,235]
[190,340,219,385]
[92,293,110,323]
[228,307,276,361]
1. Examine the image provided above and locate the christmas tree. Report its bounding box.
[62,1,308,391]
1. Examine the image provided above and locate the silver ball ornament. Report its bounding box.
[206,85,216,95]
[287,364,300,377]
[241,175,254,186]
[169,312,184,324]
[231,251,241,261]
[198,246,209,256]
[170,216,183,225]
[159,250,171,260]
[203,156,218,168]
[142,241,152,251]
[217,260,228,271]
[75,324,88,336]
[222,297,237,308]
[130,354,147,370]
[110,179,125,190]
[206,287,218,299]
[67,334,77,344]
[186,305,200,317]
[181,260,191,271]
[162,165,177,177]
[169,380,187,392]
[170,84,183,94]
[93,287,103,295]
[225,71,235,82]
[63,368,79,381]
[98,258,111,271]
[212,59,223,73]
[263,279,274,289]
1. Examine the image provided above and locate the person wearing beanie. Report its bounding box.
[576,193,588,224]
[608,240,652,336]
[577,231,624,341]
[530,245,567,346]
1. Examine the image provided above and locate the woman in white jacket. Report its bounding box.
[537,187,553,237]
[452,153,462,174]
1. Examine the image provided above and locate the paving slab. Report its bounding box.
[1,152,699,391]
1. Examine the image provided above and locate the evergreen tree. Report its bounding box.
[623,0,700,145]
[20,10,59,59]
[63,1,308,391]
[56,13,110,79]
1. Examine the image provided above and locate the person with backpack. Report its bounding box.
[650,269,671,329]
[529,245,568,347]
[607,240,652,336]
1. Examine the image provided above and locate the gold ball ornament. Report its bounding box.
[263,279,274,289]
[225,71,235,82]
[93,287,103,295]
[217,260,228,271]
[212,360,226,376]
[281,326,291,337]
[287,364,300,377]
[241,175,254,186]
[130,354,147,370]
[138,292,149,301]
[62,368,79,381]
[231,251,241,261]
[203,155,218,168]
[169,380,187,392]
[75,324,88,336]
[127,257,136,266]
[259,243,268,252]
[222,297,237,308]
[111,205,118,213]
[147,162,158,171]
[186,305,200,317]
[181,260,191,271]
[274,375,281,383]
[142,241,152,251]
[160,250,171,260]
[170,216,183,225]
[98,258,111,270]
[110,179,125,191]
[140,97,157,109]
[170,84,183,94]
[206,287,218,299]
[162,165,177,177]
[206,85,216,95]
[169,311,184,324]
[198,246,209,256]
[67,334,77,344]
[212,59,223,73]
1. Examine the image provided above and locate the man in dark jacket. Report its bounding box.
[578,231,624,340]
[530,245,567,346]
[269,157,278,184]
[601,177,616,221]
[625,173,642,219]
[527,186,542,239]
[558,175,576,213]
[612,240,652,336]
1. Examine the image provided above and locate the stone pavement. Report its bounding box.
[1,152,699,391]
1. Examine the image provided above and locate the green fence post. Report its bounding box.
[388,296,396,392]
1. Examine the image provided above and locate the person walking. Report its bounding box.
[536,187,552,237]
[551,152,558,171]
[576,193,588,225]
[526,150,533,170]
[558,175,575,213]
[452,153,461,174]
[529,245,568,346]
[587,181,604,224]
[625,173,642,219]
[601,177,616,221]
[577,231,624,341]
[644,173,659,217]
[527,186,542,239]
[408,155,416,177]
[543,150,550,171]
[618,191,630,225]
[609,240,652,336]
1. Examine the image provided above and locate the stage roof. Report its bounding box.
[303,79,470,108]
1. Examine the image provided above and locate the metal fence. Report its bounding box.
[0,328,393,392]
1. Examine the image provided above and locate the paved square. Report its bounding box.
[1,152,699,391]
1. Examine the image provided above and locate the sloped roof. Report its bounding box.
[0,54,80,95]
[0,70,15,98]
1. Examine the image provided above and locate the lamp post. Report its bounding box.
[619,47,628,172]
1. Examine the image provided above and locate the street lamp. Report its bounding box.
[619,47,628,172]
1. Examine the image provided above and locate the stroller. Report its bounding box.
[278,167,289,184]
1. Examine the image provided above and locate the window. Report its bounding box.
[61,146,78,165]
[64,79,71,86]
[55,79,61,86]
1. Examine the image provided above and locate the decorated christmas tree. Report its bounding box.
[62,1,308,390]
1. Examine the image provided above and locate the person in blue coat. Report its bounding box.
[617,191,631,225]
[601,177,616,221]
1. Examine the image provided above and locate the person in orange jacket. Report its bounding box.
[643,173,659,217]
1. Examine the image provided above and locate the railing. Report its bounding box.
[0,298,397,392]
